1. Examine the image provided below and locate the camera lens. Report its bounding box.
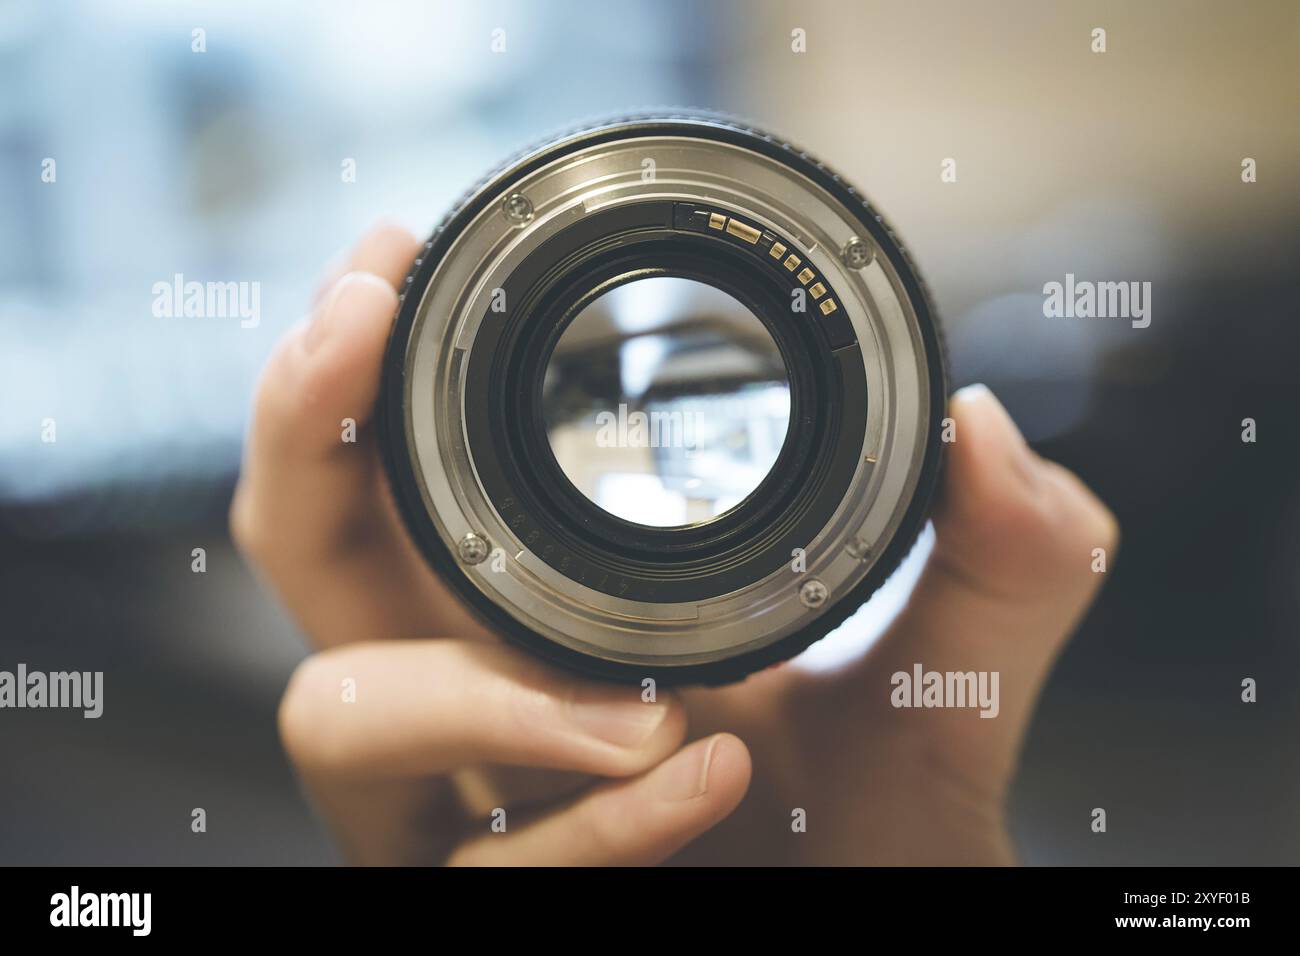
[541,275,792,528]
[379,112,947,684]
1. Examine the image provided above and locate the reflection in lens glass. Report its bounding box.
[542,276,791,527]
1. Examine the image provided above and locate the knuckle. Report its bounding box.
[1041,462,1120,557]
[228,484,261,559]
[277,650,351,771]
[943,461,1118,598]
[1092,497,1121,555]
[259,342,316,427]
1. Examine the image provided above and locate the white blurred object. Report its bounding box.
[794,523,934,672]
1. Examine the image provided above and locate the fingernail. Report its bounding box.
[953,382,993,402]
[303,272,392,354]
[953,383,1038,483]
[568,685,671,749]
[657,735,722,802]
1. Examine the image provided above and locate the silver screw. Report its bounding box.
[457,532,490,565]
[799,578,829,609]
[502,192,533,224]
[841,237,874,269]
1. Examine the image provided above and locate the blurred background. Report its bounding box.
[1,0,1297,864]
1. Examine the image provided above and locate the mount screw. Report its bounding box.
[503,192,534,224]
[458,533,490,565]
[799,578,829,609]
[842,237,874,269]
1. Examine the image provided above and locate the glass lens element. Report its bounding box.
[542,276,791,527]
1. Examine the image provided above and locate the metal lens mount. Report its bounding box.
[379,113,947,685]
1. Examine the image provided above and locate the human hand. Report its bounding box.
[232,222,1117,865]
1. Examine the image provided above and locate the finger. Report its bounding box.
[339,218,424,289]
[278,640,688,779]
[448,734,752,866]
[241,220,416,510]
[854,384,1119,783]
[309,220,419,306]
[232,222,482,645]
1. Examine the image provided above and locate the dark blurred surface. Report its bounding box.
[2,0,1298,864]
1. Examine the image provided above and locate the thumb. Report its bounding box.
[232,221,485,648]
[861,384,1118,788]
